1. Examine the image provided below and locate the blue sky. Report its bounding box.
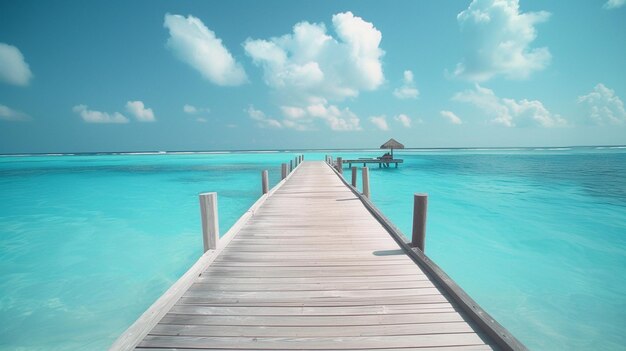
[0,0,625,153]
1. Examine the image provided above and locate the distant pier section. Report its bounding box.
[330,138,406,168]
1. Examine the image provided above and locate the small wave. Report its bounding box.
[608,146,626,149]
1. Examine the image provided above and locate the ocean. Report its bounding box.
[0,147,625,350]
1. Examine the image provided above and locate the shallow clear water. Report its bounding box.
[1,148,625,350]
[0,152,288,350]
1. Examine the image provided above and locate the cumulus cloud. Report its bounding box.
[453,84,565,127]
[244,11,383,102]
[0,43,33,86]
[246,106,282,129]
[0,104,31,121]
[603,0,625,9]
[305,103,361,131]
[164,14,247,86]
[244,11,382,131]
[440,110,463,125]
[73,105,129,124]
[577,84,626,125]
[183,104,210,115]
[125,101,155,122]
[394,114,412,128]
[393,70,419,99]
[453,0,551,81]
[280,106,307,119]
[369,115,389,130]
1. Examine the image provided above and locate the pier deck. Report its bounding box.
[114,160,524,350]
[342,158,404,168]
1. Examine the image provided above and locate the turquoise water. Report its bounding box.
[1,148,625,350]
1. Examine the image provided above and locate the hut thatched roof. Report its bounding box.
[380,138,405,149]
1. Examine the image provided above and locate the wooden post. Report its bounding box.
[362,167,370,198]
[337,157,343,174]
[290,160,293,172]
[199,192,219,252]
[411,193,428,251]
[261,170,269,194]
[281,163,287,179]
[351,167,357,187]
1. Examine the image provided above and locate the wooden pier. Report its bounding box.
[112,159,525,350]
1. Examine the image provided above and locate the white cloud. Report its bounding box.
[183,104,210,115]
[393,70,419,99]
[0,43,33,86]
[280,106,307,119]
[246,106,282,129]
[440,110,463,125]
[164,14,247,86]
[305,102,361,131]
[577,84,626,125]
[183,104,197,114]
[394,114,412,128]
[603,0,625,9]
[73,105,129,124]
[244,12,384,101]
[125,101,155,122]
[244,11,381,131]
[453,0,551,81]
[274,102,362,131]
[453,84,565,127]
[369,115,389,130]
[0,104,30,121]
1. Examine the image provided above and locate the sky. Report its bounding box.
[0,0,625,153]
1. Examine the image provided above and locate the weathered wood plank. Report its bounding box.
[183,288,443,300]
[137,346,494,351]
[177,294,451,307]
[138,333,486,349]
[149,321,473,337]
[189,280,434,291]
[195,274,429,284]
[159,311,467,327]
[168,304,456,316]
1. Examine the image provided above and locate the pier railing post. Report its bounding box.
[351,167,357,187]
[199,192,219,252]
[281,163,287,180]
[362,167,370,198]
[290,160,293,172]
[337,157,343,174]
[411,193,428,251]
[261,170,269,194]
